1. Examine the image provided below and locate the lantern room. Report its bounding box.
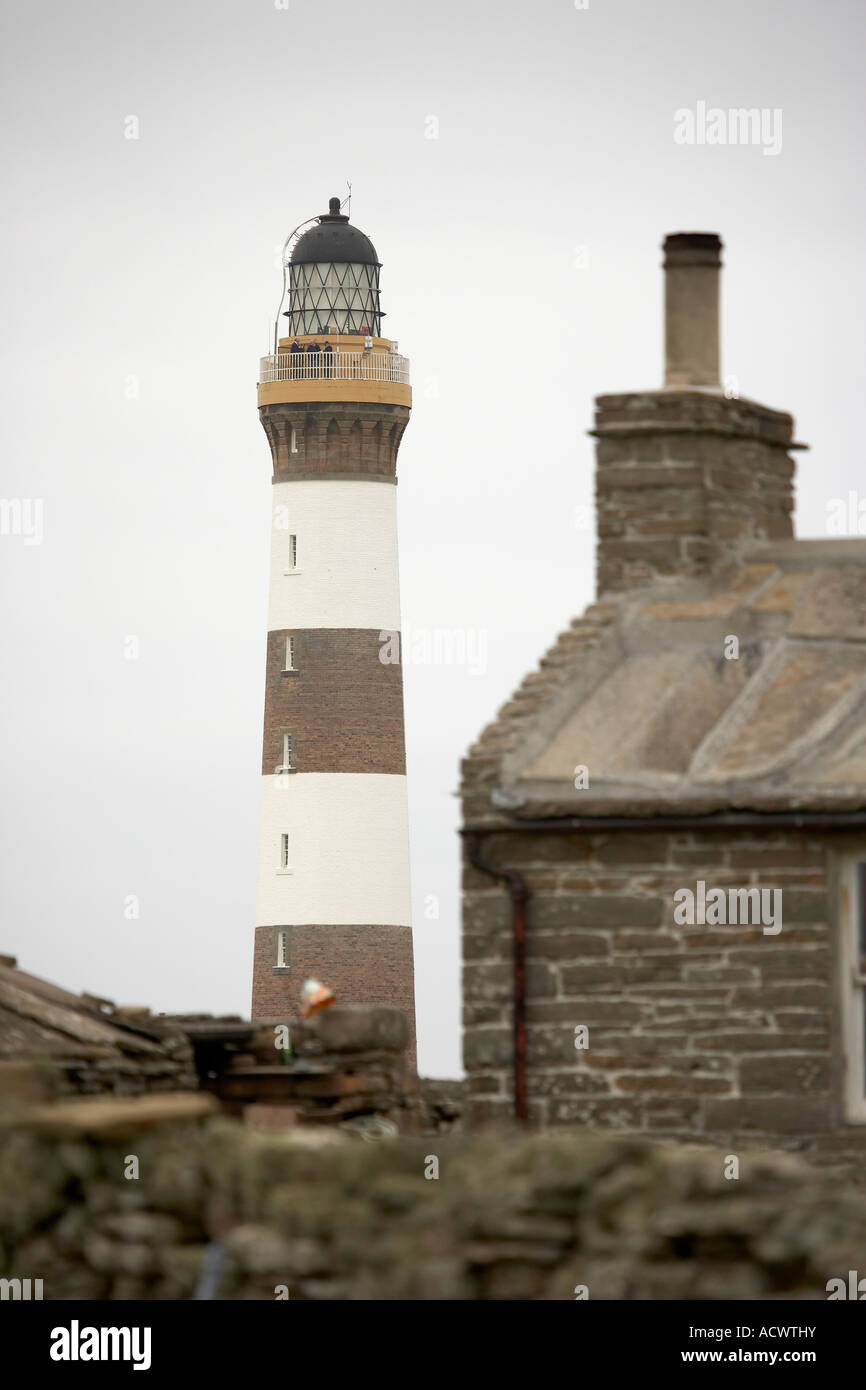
[283,196,383,338]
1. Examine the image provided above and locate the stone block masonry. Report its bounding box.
[461,827,858,1160]
[593,393,798,594]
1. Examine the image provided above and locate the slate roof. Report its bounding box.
[463,539,866,821]
[0,956,184,1068]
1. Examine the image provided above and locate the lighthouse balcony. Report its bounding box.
[259,350,409,385]
[257,349,411,409]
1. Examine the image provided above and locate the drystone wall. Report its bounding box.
[0,1103,862,1300]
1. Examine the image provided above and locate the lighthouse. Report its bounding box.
[251,197,416,1062]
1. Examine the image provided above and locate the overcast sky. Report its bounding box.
[1,0,863,1076]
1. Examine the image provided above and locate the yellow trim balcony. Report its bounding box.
[257,347,411,409]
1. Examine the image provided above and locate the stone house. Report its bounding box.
[460,234,866,1169]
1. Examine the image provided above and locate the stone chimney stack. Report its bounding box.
[593,231,802,596]
[663,232,721,388]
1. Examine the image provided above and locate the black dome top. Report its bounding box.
[291,196,380,266]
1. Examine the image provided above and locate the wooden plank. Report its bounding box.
[19,1091,220,1135]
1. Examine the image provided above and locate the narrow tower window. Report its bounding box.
[288,534,298,569]
[282,733,293,769]
[284,636,296,671]
[275,930,289,969]
[290,426,298,454]
[280,834,290,869]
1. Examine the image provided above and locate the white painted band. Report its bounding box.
[255,772,412,927]
[268,479,403,631]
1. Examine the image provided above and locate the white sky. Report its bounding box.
[1,0,864,1075]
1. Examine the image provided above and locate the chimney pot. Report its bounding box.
[663,231,722,388]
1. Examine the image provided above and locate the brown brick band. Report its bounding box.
[261,628,406,775]
[252,923,417,1069]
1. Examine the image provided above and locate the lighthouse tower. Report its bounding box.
[251,197,416,1061]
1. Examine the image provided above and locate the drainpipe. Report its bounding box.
[464,832,529,1126]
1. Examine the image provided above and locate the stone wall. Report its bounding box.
[462,826,866,1169]
[0,1106,862,1300]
